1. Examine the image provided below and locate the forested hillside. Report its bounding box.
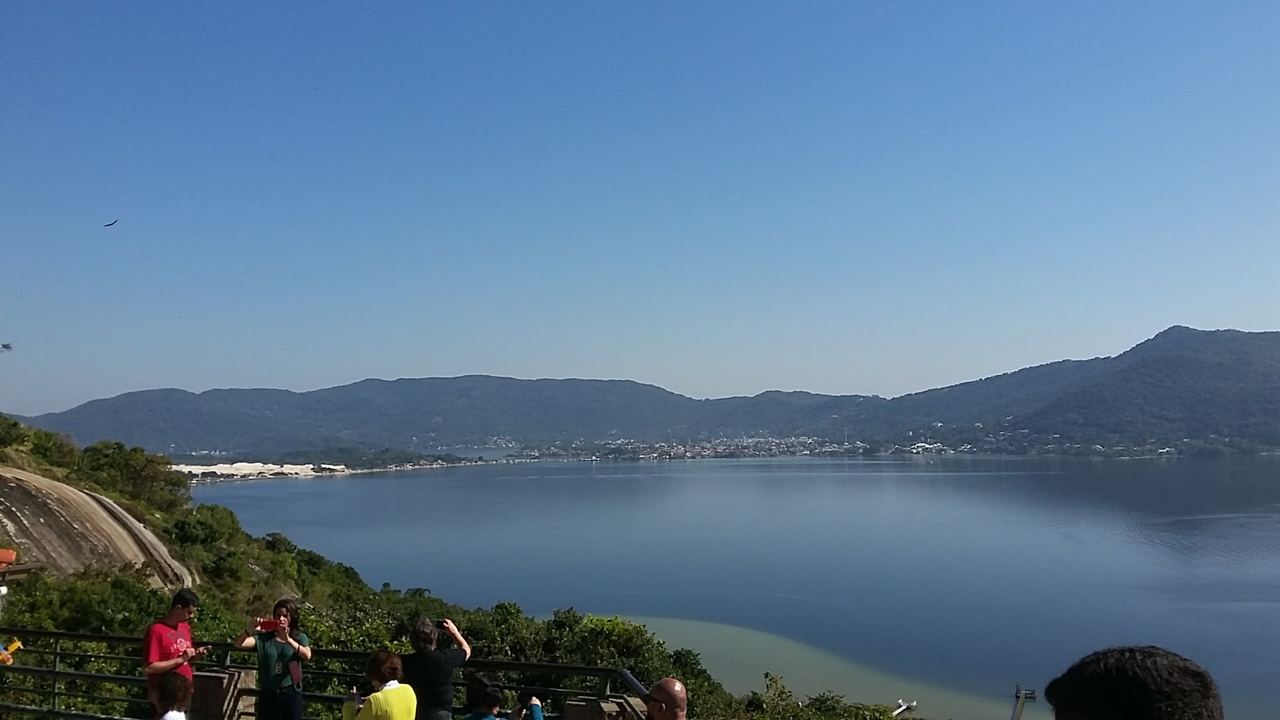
[14,326,1280,456]
[0,418,893,720]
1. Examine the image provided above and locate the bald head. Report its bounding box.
[644,678,687,718]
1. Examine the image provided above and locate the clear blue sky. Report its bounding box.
[3,3,1278,415]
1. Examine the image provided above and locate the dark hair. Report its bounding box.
[155,671,192,713]
[170,588,199,610]
[273,598,302,640]
[409,617,438,653]
[1044,645,1223,720]
[466,672,504,711]
[365,650,403,685]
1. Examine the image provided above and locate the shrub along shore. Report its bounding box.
[0,416,895,720]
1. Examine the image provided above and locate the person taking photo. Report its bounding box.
[401,617,471,720]
[233,598,313,720]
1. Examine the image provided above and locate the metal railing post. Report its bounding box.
[52,637,62,712]
[0,626,647,720]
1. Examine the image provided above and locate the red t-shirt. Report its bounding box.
[143,620,193,688]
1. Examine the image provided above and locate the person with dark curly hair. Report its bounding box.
[154,671,192,720]
[1045,645,1223,720]
[344,650,417,720]
[462,672,542,720]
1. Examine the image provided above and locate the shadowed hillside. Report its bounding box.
[1020,327,1280,447]
[14,326,1280,455]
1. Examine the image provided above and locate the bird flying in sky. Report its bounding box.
[103,219,118,227]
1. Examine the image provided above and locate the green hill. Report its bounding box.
[14,326,1280,456]
[2,418,899,720]
[1019,327,1280,449]
[0,415,901,717]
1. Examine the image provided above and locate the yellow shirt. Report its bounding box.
[343,682,417,720]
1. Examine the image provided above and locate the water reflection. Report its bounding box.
[194,456,1280,720]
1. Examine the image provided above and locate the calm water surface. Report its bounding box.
[193,457,1280,719]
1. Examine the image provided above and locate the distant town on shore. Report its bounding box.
[12,326,1280,464]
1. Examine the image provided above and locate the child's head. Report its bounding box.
[155,671,192,713]
[466,672,504,712]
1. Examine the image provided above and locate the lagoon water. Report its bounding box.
[193,457,1280,719]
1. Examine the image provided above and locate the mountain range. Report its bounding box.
[13,326,1280,456]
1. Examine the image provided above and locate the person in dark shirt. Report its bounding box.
[400,617,471,720]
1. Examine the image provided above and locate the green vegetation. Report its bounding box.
[0,416,191,522]
[17,326,1280,458]
[0,418,896,720]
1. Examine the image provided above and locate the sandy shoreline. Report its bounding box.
[171,461,352,480]
[172,459,499,482]
[631,616,1053,720]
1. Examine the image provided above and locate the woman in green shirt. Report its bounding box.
[233,598,313,720]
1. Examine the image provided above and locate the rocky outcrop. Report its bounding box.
[0,466,192,589]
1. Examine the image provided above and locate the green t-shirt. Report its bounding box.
[254,632,310,690]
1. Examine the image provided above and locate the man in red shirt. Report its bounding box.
[143,589,209,712]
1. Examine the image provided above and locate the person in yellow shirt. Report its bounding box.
[344,651,417,720]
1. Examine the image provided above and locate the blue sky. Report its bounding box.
[2,2,1278,415]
